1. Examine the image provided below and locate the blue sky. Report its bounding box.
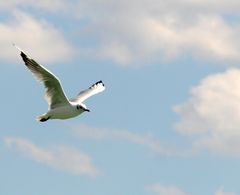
[1,1,240,195]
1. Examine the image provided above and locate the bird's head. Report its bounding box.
[76,104,90,112]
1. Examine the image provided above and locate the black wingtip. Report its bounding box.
[20,51,28,62]
[13,44,29,64]
[89,80,105,89]
[96,80,104,86]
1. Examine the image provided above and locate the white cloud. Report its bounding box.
[146,184,188,195]
[1,0,240,65]
[215,188,237,195]
[4,137,99,176]
[0,11,74,64]
[72,0,240,65]
[72,124,191,156]
[174,68,240,156]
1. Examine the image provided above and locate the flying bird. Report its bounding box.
[14,44,105,122]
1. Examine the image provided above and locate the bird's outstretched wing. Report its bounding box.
[71,81,105,103]
[14,44,70,109]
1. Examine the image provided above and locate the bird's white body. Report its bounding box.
[14,44,105,122]
[39,103,84,120]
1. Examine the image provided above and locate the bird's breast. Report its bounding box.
[48,105,83,119]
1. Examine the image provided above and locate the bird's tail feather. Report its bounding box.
[36,114,50,122]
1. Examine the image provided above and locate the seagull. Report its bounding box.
[14,44,105,122]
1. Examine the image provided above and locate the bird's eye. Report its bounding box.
[77,105,85,110]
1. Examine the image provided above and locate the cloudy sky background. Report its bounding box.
[1,0,240,195]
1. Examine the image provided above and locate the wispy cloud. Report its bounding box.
[72,124,192,156]
[174,68,240,156]
[146,184,237,195]
[0,11,74,64]
[4,137,99,176]
[146,184,188,195]
[0,0,69,13]
[215,188,237,195]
